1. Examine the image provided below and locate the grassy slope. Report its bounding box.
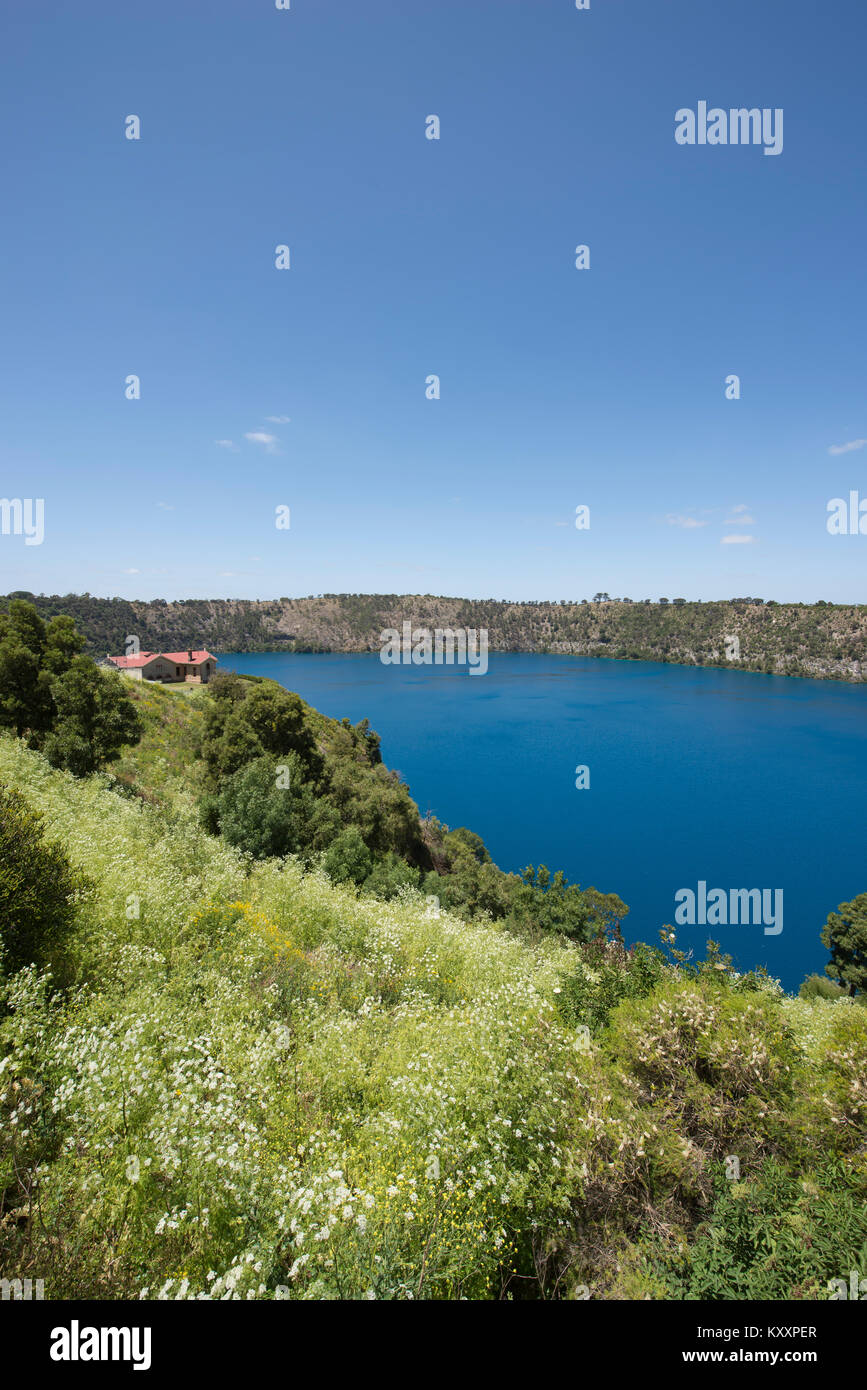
[109,675,343,810]
[1,700,865,1300]
[109,680,211,808]
[0,734,584,1299]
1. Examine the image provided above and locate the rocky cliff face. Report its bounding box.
[3,593,865,681]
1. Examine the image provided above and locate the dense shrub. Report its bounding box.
[322,826,373,885]
[0,785,90,980]
[800,972,848,1002]
[362,852,421,900]
[647,1160,867,1300]
[555,939,667,1032]
[202,681,322,788]
[205,754,339,860]
[603,978,800,1157]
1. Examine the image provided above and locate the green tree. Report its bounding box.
[323,826,373,886]
[0,785,90,978]
[821,893,867,996]
[447,827,490,864]
[203,712,265,784]
[201,680,322,787]
[240,684,321,774]
[42,615,85,677]
[207,754,339,860]
[0,600,52,738]
[507,867,628,942]
[338,716,382,765]
[43,658,143,776]
[325,754,428,863]
[206,670,248,705]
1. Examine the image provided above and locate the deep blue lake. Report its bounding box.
[219,652,867,991]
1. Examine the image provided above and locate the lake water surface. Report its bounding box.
[219,651,867,991]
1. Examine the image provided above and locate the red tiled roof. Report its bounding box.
[108,650,217,668]
[160,651,216,665]
[110,652,158,669]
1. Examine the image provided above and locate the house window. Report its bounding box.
[176,667,182,677]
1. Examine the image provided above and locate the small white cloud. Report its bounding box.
[156,501,174,511]
[828,439,867,455]
[122,567,140,574]
[215,439,236,449]
[265,415,291,424]
[245,431,279,454]
[724,513,756,526]
[721,533,756,545]
[666,514,707,529]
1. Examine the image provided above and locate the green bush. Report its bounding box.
[0,785,90,980]
[201,680,322,788]
[602,977,800,1166]
[648,1159,867,1300]
[362,852,421,899]
[323,826,373,885]
[800,973,847,1002]
[798,1006,867,1156]
[555,940,667,1032]
[208,755,339,860]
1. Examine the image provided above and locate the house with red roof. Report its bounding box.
[105,649,217,684]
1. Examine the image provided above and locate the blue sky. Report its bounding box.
[1,0,865,603]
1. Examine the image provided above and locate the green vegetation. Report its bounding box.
[647,1159,867,1300]
[0,609,864,1300]
[0,600,143,775]
[44,658,143,777]
[821,893,867,996]
[0,786,90,981]
[3,591,865,682]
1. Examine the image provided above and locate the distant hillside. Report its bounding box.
[1,591,865,681]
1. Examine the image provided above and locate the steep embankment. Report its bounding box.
[2,593,864,681]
